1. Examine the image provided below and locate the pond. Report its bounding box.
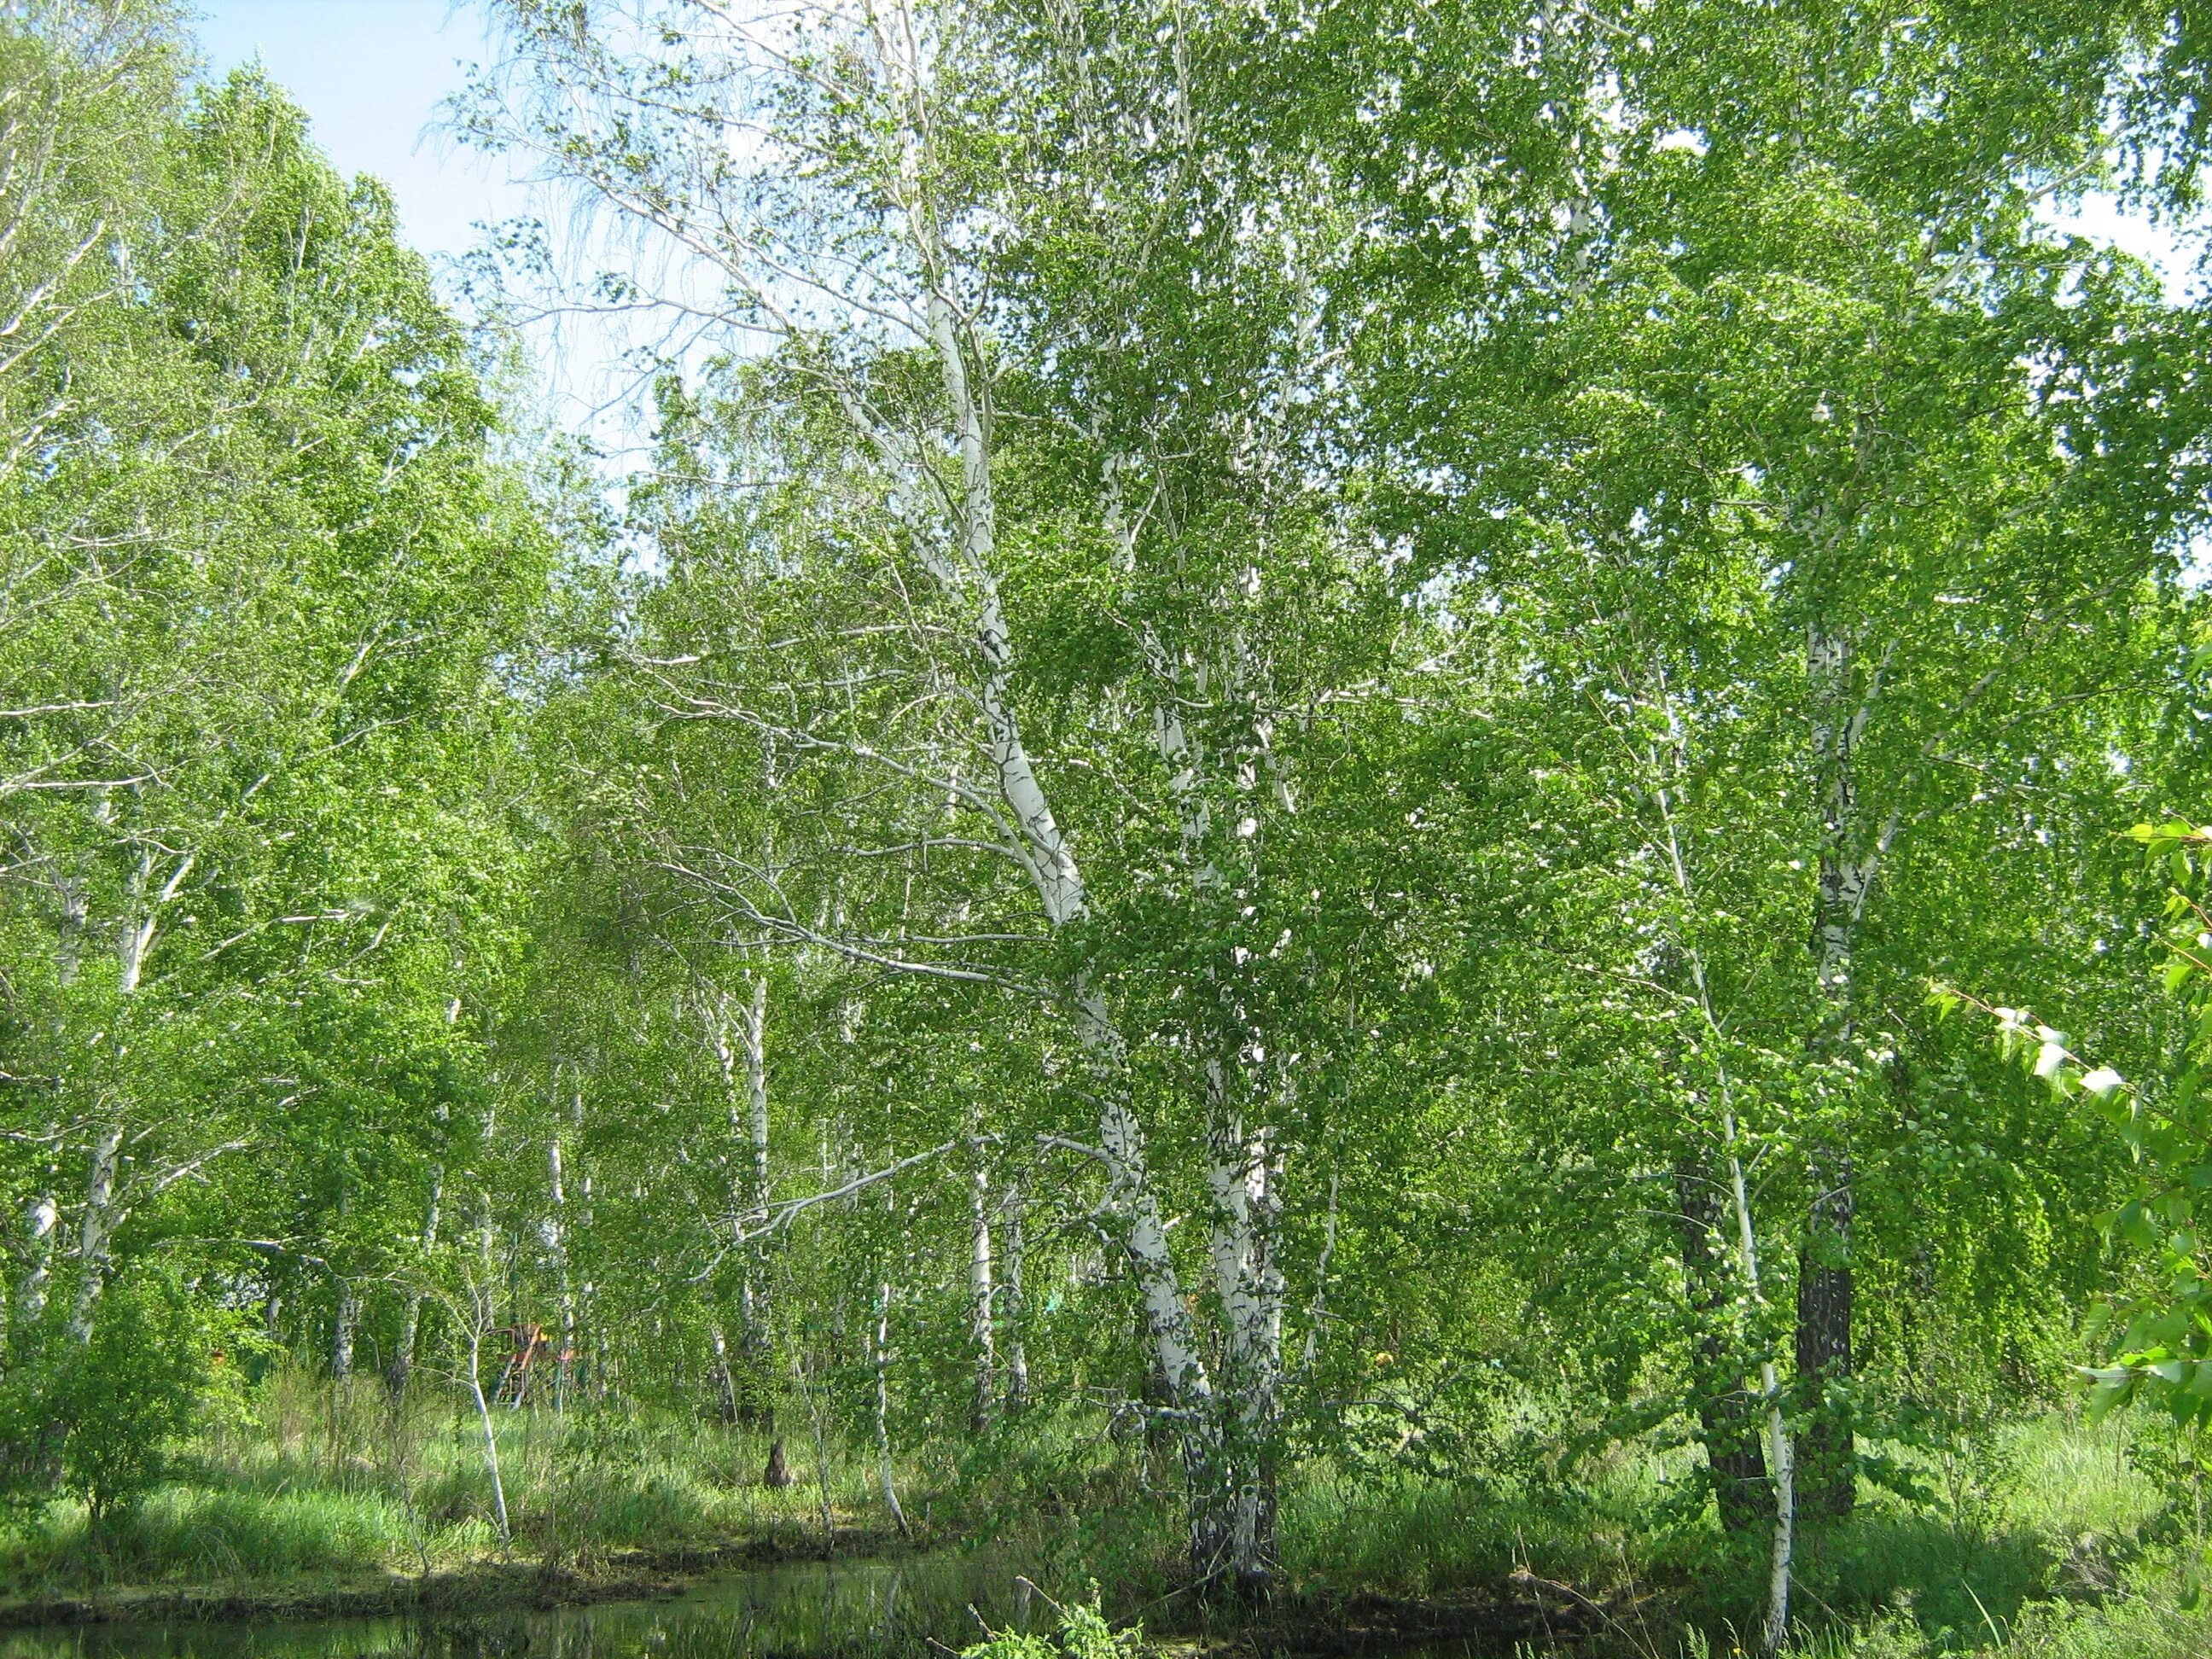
[0,1554,1060,1659]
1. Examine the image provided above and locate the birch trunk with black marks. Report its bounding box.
[15,1191,55,1338]
[1656,774,1796,1651]
[872,1282,910,1535]
[18,874,85,1339]
[709,1324,740,1425]
[71,841,194,1342]
[1201,1055,1286,1589]
[67,1120,119,1344]
[546,1132,577,1411]
[711,975,776,1426]
[331,1283,359,1380]
[969,1159,995,1432]
[1797,622,1889,1521]
[884,59,1210,1478]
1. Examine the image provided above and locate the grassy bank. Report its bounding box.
[2,1371,2206,1656]
[0,1364,888,1613]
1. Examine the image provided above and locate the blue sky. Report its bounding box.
[189,3,655,436]
[191,2,521,262]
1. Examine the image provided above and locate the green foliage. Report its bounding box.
[15,2,2212,1652]
[1945,817,2212,1433]
[0,1273,250,1528]
[959,1589,1140,1659]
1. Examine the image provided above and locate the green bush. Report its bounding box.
[959,1587,1139,1659]
[0,1273,250,1531]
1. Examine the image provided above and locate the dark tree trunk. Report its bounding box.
[764,1437,794,1487]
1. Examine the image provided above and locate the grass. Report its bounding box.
[1266,1412,2208,1657]
[1,1369,2206,1658]
[0,1363,894,1596]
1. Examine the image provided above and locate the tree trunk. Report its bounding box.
[710,1324,740,1425]
[713,976,777,1429]
[1721,1107,1796,1656]
[547,1133,578,1412]
[465,1317,511,1544]
[387,1164,441,1398]
[969,1160,996,1433]
[872,1283,910,1536]
[1798,622,1883,1522]
[1201,1061,1284,1591]
[21,877,82,1342]
[897,141,1214,1562]
[67,1121,121,1344]
[15,1191,55,1336]
[1676,1157,1773,1535]
[1002,1181,1028,1412]
[331,1284,359,1380]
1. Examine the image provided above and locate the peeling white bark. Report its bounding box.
[876,35,1209,1441]
[969,1158,996,1429]
[331,1284,359,1379]
[15,1191,55,1333]
[67,1121,119,1344]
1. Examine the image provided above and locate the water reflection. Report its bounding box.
[0,1555,1043,1659]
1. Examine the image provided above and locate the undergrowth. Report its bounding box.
[2,1369,2206,1658]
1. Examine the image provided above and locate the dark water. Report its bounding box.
[0,1555,1058,1659]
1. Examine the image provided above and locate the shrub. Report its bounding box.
[0,1272,250,1532]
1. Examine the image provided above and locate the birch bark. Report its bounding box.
[870,8,1211,1454]
[710,975,777,1425]
[969,1157,995,1432]
[1797,621,1892,1519]
[1001,1179,1027,1412]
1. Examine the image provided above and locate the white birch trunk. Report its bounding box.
[969,1160,995,1430]
[1656,774,1796,1650]
[331,1284,359,1380]
[872,1282,910,1535]
[388,1163,442,1396]
[1800,623,1895,1519]
[1725,1125,1796,1654]
[20,876,85,1339]
[15,1192,55,1334]
[1201,1058,1286,1585]
[68,847,190,1342]
[887,73,1208,1438]
[709,1323,740,1424]
[67,1121,120,1345]
[1002,1180,1028,1412]
[711,976,776,1420]
[464,1313,511,1543]
[547,1134,576,1411]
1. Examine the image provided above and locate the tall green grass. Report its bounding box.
[1267,1413,2203,1657]
[2,1366,2204,1659]
[0,1362,896,1593]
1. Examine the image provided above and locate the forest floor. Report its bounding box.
[0,1381,2205,1657]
